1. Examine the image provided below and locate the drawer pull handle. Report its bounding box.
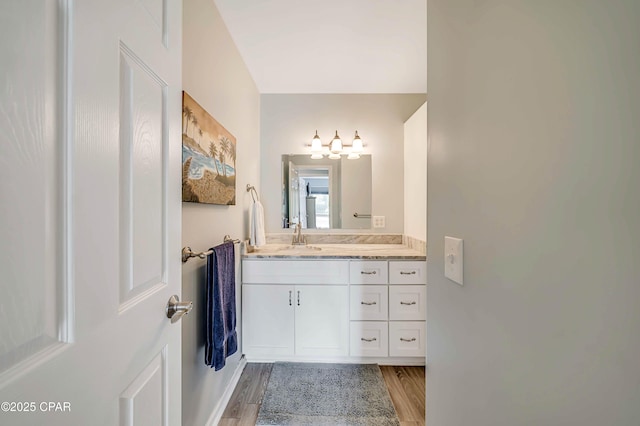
[361,271,377,275]
[400,337,417,342]
[361,301,377,305]
[361,337,377,342]
[400,271,417,275]
[289,290,292,306]
[400,301,417,305]
[297,291,300,306]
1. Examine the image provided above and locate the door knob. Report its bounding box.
[166,295,193,323]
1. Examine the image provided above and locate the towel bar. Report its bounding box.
[181,235,241,263]
[246,184,260,202]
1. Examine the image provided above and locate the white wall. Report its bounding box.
[181,0,260,424]
[403,102,427,242]
[427,1,640,425]
[261,94,426,233]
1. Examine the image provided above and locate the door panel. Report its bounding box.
[0,0,69,382]
[0,0,182,424]
[119,44,168,306]
[120,347,168,426]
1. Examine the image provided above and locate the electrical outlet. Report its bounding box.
[373,216,385,228]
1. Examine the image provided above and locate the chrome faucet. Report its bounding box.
[292,222,307,245]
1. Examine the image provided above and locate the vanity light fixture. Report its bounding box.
[308,130,365,159]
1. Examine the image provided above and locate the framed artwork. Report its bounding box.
[182,91,236,205]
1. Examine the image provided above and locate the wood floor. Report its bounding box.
[219,363,425,426]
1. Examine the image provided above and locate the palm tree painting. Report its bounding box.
[181,91,237,205]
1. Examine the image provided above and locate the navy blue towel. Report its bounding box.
[205,241,238,370]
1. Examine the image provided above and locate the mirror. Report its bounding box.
[282,155,372,229]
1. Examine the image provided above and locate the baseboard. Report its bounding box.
[243,355,425,366]
[205,355,247,426]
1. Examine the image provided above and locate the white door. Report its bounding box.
[242,285,295,358]
[295,286,349,357]
[0,0,182,424]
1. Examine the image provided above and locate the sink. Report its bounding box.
[278,245,322,252]
[247,244,323,254]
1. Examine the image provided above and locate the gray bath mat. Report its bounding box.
[256,362,400,425]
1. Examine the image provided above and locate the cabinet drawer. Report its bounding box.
[349,261,388,284]
[389,261,426,284]
[350,286,388,320]
[242,260,349,284]
[389,321,426,357]
[350,322,388,357]
[389,285,426,321]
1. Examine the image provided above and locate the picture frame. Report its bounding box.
[181,91,237,205]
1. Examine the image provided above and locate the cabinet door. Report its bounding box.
[295,285,349,357]
[243,285,294,358]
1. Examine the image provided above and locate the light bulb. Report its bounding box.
[311,130,322,153]
[330,131,342,153]
[351,131,363,153]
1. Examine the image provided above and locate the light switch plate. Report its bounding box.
[444,236,463,285]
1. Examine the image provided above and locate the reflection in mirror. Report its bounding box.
[282,155,372,229]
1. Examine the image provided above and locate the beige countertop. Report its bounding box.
[242,243,426,260]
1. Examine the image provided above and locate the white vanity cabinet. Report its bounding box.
[242,257,426,364]
[242,260,349,360]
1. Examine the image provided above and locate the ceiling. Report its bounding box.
[213,0,426,94]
